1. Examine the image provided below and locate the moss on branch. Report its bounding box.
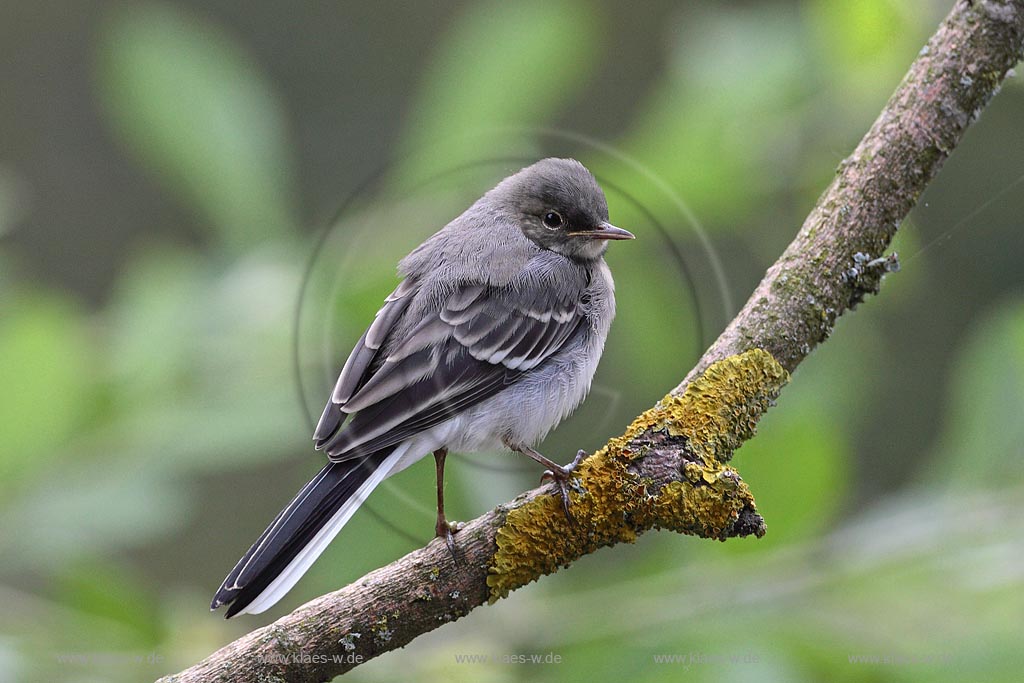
[487,350,788,601]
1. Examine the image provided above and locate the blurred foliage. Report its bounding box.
[0,292,92,491]
[96,2,297,251]
[396,0,600,186]
[1,0,1022,682]
[931,298,1024,487]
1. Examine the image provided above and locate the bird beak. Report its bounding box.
[568,222,635,240]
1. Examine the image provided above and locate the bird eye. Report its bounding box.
[542,211,563,229]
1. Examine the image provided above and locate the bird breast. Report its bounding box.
[446,259,615,453]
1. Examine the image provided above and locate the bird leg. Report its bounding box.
[432,448,459,561]
[505,440,586,523]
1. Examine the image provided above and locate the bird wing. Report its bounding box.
[311,277,418,444]
[314,264,588,460]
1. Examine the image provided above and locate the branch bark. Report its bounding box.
[158,2,1024,681]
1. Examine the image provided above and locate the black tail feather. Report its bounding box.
[210,452,390,618]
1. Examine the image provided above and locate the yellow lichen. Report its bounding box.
[486,349,789,602]
[665,347,790,462]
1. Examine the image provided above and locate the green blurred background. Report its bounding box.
[2,1,1023,681]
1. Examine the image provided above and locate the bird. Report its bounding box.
[210,157,634,618]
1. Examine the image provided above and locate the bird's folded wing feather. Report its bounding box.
[314,263,588,460]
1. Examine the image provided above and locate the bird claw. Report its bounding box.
[435,519,462,563]
[539,450,588,524]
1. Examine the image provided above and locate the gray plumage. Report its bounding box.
[211,158,632,617]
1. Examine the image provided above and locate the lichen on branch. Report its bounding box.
[487,349,788,601]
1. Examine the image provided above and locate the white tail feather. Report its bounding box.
[237,446,408,615]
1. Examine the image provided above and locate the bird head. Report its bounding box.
[499,158,634,261]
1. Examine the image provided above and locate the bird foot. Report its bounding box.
[435,518,462,562]
[539,449,588,524]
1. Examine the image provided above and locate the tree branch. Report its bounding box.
[158,2,1024,681]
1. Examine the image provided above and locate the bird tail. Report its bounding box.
[210,445,407,618]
